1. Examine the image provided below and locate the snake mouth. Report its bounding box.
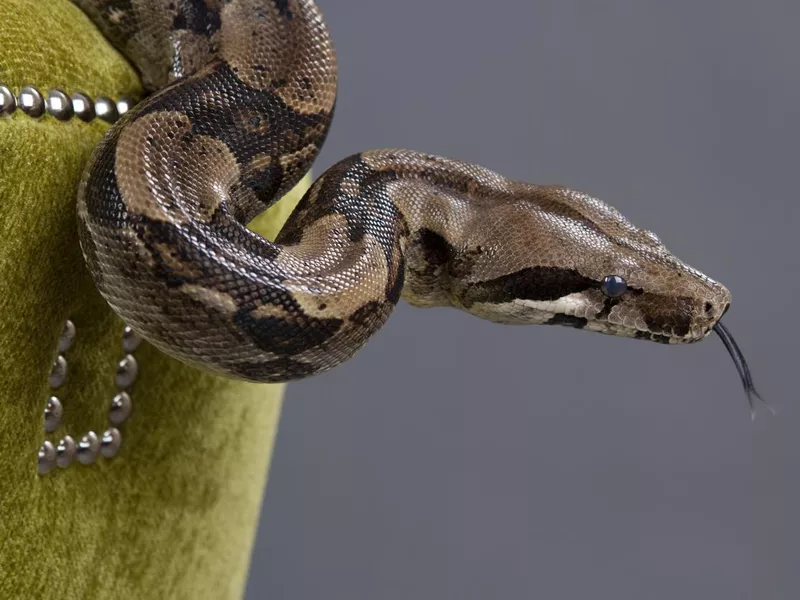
[712,321,773,418]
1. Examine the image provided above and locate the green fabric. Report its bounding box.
[0,1,308,597]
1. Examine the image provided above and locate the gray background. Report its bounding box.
[246,1,799,598]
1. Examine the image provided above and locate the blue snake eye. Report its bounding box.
[600,275,628,298]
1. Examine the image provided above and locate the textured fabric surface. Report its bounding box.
[0,1,307,597]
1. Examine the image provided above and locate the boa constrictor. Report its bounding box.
[73,0,766,414]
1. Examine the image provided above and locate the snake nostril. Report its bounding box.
[704,301,714,316]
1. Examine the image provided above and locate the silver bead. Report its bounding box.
[72,92,95,122]
[76,431,100,465]
[46,89,73,121]
[18,86,45,118]
[100,428,122,458]
[115,354,138,388]
[58,319,76,352]
[122,325,142,353]
[0,85,16,115]
[38,441,56,475]
[109,392,133,425]
[49,355,68,389]
[44,396,63,432]
[94,96,118,123]
[56,436,76,468]
[116,97,134,116]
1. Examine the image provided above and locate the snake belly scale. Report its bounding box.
[74,0,763,407]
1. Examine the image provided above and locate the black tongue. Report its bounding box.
[712,321,774,419]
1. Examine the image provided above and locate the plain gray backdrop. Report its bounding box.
[246,1,799,598]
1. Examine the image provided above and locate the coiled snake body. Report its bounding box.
[74,0,765,410]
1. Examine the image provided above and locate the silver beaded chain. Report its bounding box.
[0,83,134,123]
[37,321,141,475]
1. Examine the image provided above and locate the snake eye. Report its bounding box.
[600,275,628,298]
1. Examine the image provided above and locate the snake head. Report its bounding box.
[452,184,731,343]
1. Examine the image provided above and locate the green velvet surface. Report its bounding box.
[0,1,308,597]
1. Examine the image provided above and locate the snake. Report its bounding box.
[73,0,766,414]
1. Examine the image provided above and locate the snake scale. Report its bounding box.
[74,0,765,412]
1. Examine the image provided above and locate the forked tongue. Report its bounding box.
[712,321,774,420]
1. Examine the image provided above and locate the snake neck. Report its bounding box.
[276,149,530,311]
